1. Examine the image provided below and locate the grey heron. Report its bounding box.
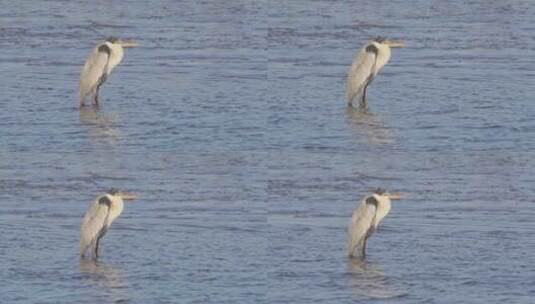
[347,189,403,259]
[80,188,137,259]
[346,37,404,109]
[79,37,138,107]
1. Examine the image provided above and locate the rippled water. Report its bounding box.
[2,1,535,303]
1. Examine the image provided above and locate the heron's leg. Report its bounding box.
[361,237,367,259]
[94,75,107,106]
[360,86,368,109]
[93,238,100,259]
[93,87,100,106]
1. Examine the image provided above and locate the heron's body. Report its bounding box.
[347,191,396,259]
[346,38,404,108]
[80,193,124,259]
[79,189,136,259]
[79,38,137,107]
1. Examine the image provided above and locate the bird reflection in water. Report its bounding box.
[79,107,121,142]
[347,258,407,300]
[79,259,130,302]
[345,106,393,145]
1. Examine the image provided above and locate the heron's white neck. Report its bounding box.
[105,42,125,74]
[106,194,124,225]
[373,42,392,74]
[372,194,391,227]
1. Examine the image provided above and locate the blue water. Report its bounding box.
[1,1,535,303]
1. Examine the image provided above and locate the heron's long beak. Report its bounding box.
[118,39,138,48]
[119,193,138,201]
[384,40,405,48]
[387,193,404,200]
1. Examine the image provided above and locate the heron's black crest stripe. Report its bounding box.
[365,196,379,207]
[98,44,111,55]
[98,196,112,207]
[365,44,379,55]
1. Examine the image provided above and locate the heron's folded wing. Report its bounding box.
[79,196,110,255]
[347,200,377,256]
[79,45,110,99]
[346,47,377,103]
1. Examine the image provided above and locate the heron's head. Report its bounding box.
[107,188,137,200]
[373,188,403,200]
[106,37,138,48]
[374,37,405,48]
[374,36,386,43]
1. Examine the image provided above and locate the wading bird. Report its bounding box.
[79,37,138,107]
[80,189,137,259]
[346,37,404,109]
[347,189,402,259]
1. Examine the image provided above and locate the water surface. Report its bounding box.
[2,1,535,303]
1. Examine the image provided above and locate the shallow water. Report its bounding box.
[2,1,535,303]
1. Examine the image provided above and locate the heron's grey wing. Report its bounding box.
[347,199,377,257]
[79,44,110,100]
[346,46,377,103]
[79,196,111,256]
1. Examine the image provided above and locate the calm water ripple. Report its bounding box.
[1,0,535,303]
